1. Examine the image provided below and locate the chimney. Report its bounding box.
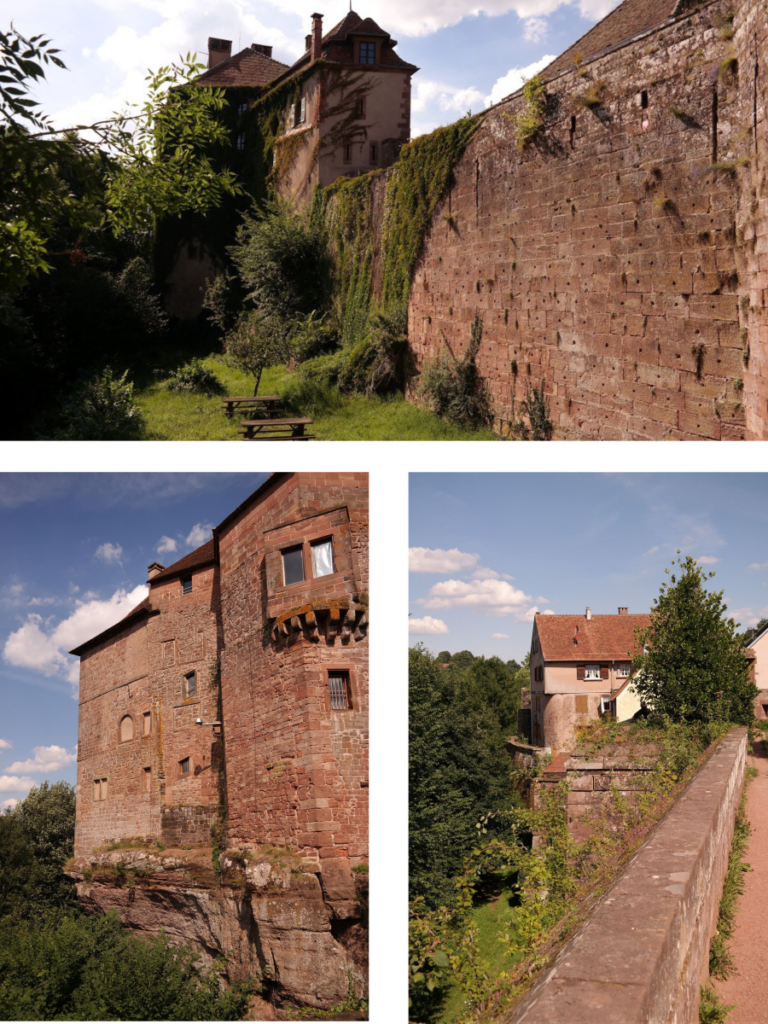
[207,37,232,69]
[147,562,165,580]
[585,606,592,621]
[251,43,273,58]
[618,606,628,616]
[311,13,323,62]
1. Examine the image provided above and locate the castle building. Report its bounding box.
[70,472,369,863]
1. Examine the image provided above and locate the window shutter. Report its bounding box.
[600,665,609,680]
[300,96,306,122]
[576,665,585,680]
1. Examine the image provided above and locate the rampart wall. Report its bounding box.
[403,0,767,439]
[504,728,748,1024]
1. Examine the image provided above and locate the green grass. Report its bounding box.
[135,355,500,441]
[439,887,520,1023]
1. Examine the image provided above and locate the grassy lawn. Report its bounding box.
[135,356,500,441]
[439,886,520,1023]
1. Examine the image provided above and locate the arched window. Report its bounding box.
[119,715,133,743]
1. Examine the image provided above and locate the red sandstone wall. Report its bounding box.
[217,473,369,863]
[75,564,222,856]
[736,0,768,436]
[408,0,761,439]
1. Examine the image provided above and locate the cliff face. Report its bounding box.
[67,847,367,1014]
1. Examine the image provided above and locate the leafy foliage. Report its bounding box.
[511,379,554,440]
[338,307,411,396]
[504,75,549,150]
[632,554,758,725]
[0,782,78,922]
[166,358,225,395]
[409,646,523,910]
[54,367,145,440]
[0,912,256,1020]
[224,309,293,395]
[418,313,493,428]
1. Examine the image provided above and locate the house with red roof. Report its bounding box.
[529,607,650,750]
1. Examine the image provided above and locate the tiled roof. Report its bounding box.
[544,0,682,78]
[536,612,650,661]
[281,9,417,78]
[150,539,215,583]
[197,46,289,87]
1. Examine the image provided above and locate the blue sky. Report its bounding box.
[0,473,269,810]
[9,0,623,138]
[409,474,768,665]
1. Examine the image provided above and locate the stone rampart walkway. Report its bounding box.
[713,737,768,1023]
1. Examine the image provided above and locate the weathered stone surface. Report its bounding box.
[319,857,357,901]
[505,728,748,1024]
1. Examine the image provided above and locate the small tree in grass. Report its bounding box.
[632,553,758,726]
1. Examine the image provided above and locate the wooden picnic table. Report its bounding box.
[222,395,284,419]
[239,418,314,441]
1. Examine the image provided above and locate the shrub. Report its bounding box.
[290,310,340,363]
[504,74,549,150]
[166,359,225,395]
[55,367,145,440]
[280,353,345,416]
[230,201,332,323]
[337,307,411,396]
[418,312,493,428]
[202,272,242,337]
[512,379,554,440]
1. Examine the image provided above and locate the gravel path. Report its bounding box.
[713,737,768,1023]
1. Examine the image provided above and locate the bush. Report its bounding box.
[0,912,257,1020]
[512,379,554,440]
[280,353,345,416]
[166,359,225,395]
[338,307,411,396]
[231,201,331,322]
[54,367,145,440]
[418,312,493,428]
[290,310,340,363]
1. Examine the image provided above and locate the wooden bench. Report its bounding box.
[239,417,314,441]
[222,396,284,419]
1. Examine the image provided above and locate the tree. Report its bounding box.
[632,554,758,726]
[1,26,242,294]
[448,649,475,671]
[224,309,294,395]
[436,651,451,664]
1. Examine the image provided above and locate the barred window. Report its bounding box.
[329,671,351,710]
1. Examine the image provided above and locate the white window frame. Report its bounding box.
[584,663,601,681]
[617,662,630,677]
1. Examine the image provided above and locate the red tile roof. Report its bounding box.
[197,46,289,87]
[150,539,215,583]
[544,0,683,78]
[536,612,650,661]
[280,9,417,78]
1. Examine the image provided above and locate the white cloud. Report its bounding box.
[643,546,660,557]
[492,632,510,639]
[69,583,80,594]
[524,16,548,41]
[409,547,480,573]
[486,54,557,107]
[409,616,450,635]
[419,578,533,617]
[1,798,19,810]
[0,775,37,793]
[749,560,768,572]
[0,739,12,750]
[729,607,758,627]
[185,523,213,548]
[3,584,148,698]
[696,556,720,565]
[156,535,178,555]
[28,597,57,607]
[535,596,550,603]
[95,542,123,565]
[6,745,78,775]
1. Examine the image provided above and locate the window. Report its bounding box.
[143,711,151,736]
[180,757,190,775]
[293,96,306,127]
[617,662,630,677]
[355,96,366,118]
[369,141,378,164]
[359,42,375,64]
[329,671,351,710]
[93,778,108,801]
[119,715,133,743]
[641,90,648,109]
[584,664,601,681]
[311,539,334,578]
[343,143,352,165]
[184,671,197,698]
[182,577,192,595]
[236,132,246,151]
[282,545,305,585]
[237,101,248,116]
[143,767,151,792]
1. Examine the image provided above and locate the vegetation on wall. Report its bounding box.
[418,313,493,429]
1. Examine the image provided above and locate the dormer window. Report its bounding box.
[360,42,376,65]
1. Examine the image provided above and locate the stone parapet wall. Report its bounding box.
[404,0,766,439]
[503,727,748,1024]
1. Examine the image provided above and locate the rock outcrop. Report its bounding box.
[67,846,368,1013]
